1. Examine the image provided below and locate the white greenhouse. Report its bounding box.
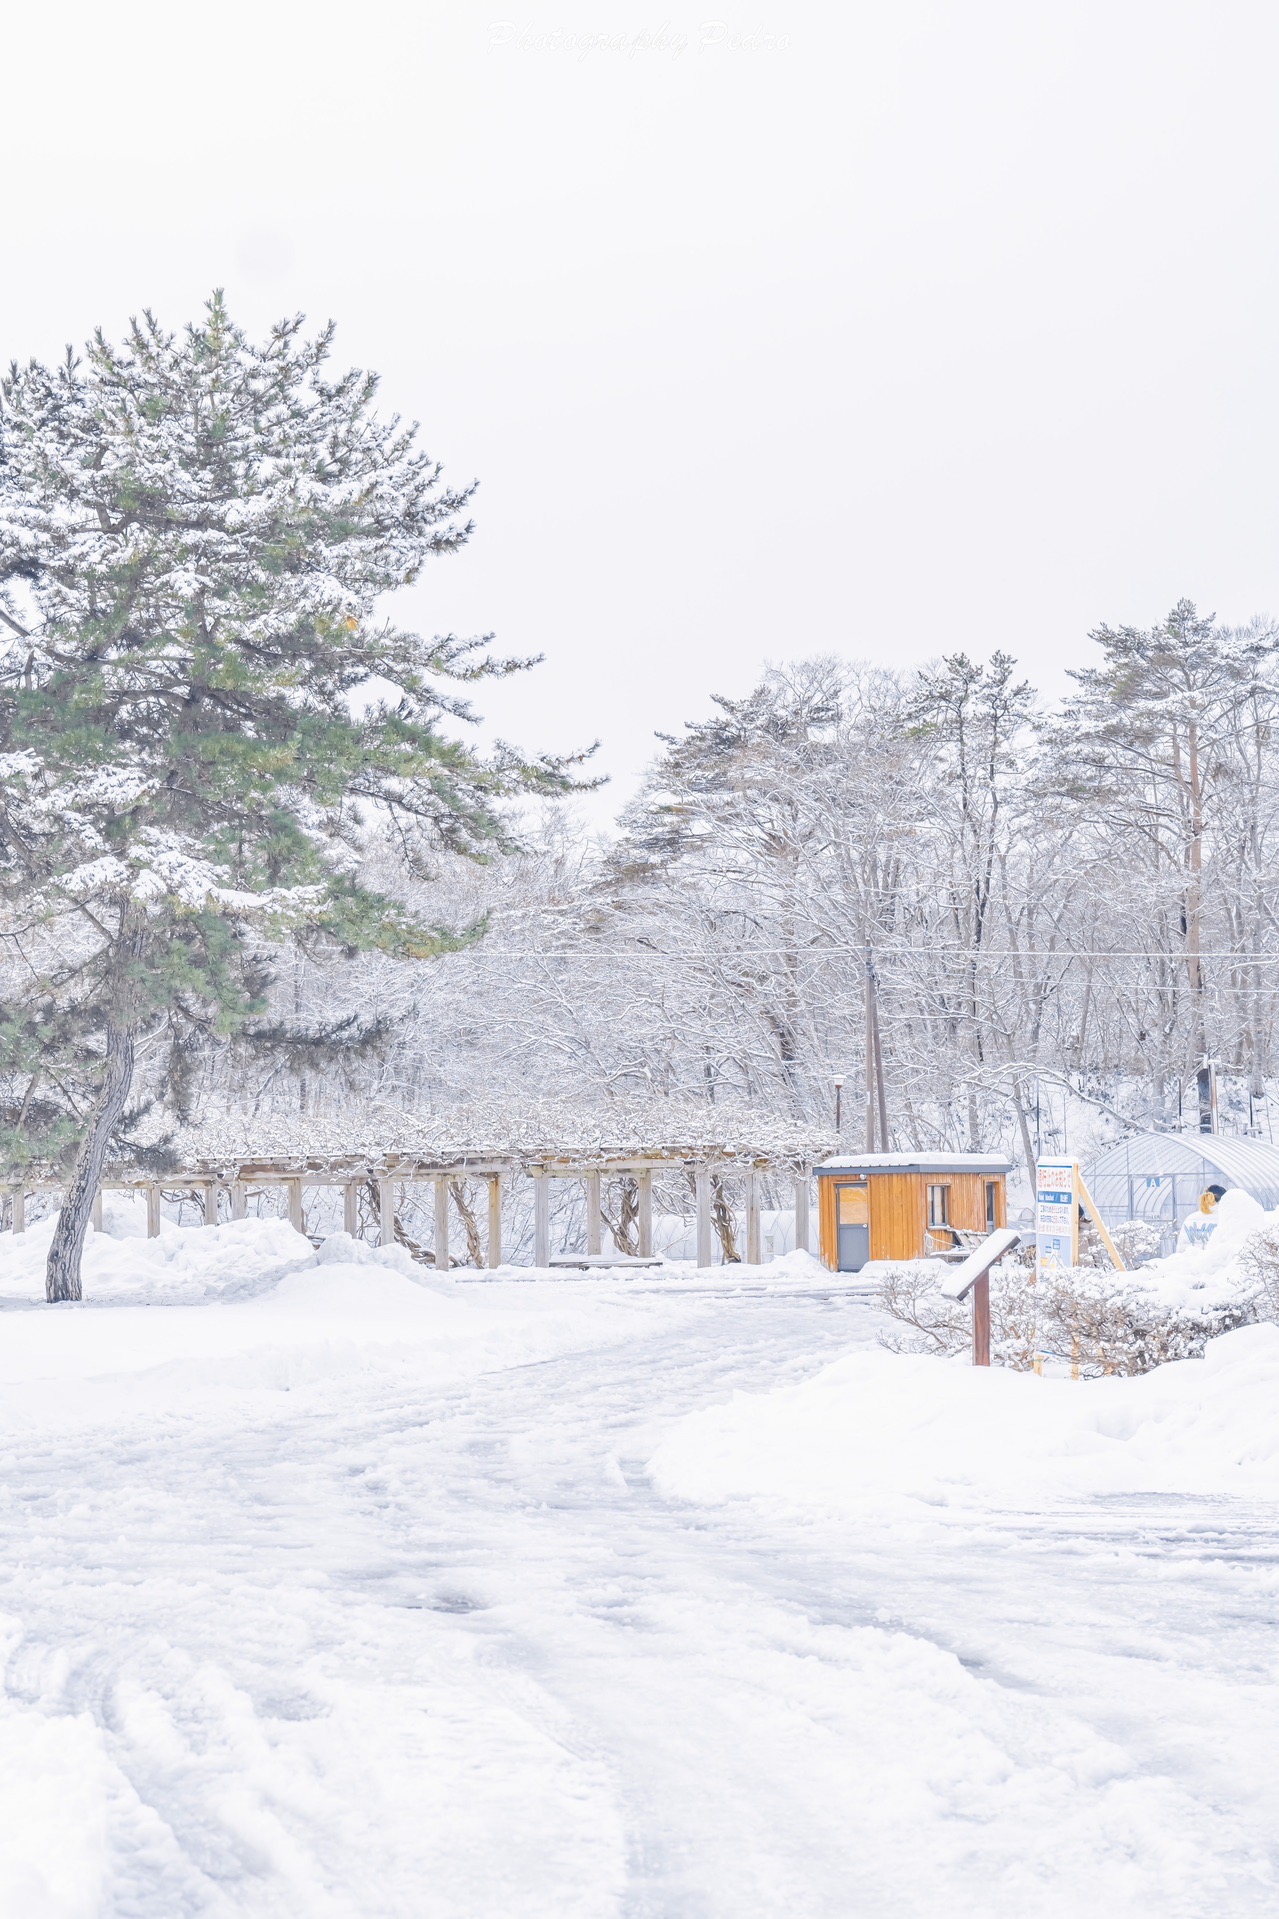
[1085,1132,1279,1252]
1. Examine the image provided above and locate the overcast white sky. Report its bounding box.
[6,1,1279,819]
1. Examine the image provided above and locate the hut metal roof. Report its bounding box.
[817,1152,1011,1176]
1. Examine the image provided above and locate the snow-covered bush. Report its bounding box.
[876,1260,1038,1369]
[874,1264,970,1356]
[876,1253,1258,1376]
[1234,1220,1279,1317]
[1035,1267,1254,1374]
[1110,1218,1165,1267]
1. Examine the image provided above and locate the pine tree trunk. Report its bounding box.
[45,1019,136,1303]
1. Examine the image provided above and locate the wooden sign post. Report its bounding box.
[941,1228,1021,1366]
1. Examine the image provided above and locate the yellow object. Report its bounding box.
[1200,1190,1218,1214]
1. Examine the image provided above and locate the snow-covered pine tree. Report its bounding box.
[0,294,575,1301]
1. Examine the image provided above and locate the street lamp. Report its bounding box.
[833,1074,845,1137]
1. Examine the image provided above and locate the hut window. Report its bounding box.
[837,1182,868,1225]
[986,1181,998,1229]
[927,1184,950,1227]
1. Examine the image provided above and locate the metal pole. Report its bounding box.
[833,1076,844,1138]
[870,955,889,1150]
[865,962,877,1152]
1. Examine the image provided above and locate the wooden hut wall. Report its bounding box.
[870,1172,1003,1259]
[817,1175,838,1267]
[819,1170,1007,1267]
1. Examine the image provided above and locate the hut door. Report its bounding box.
[835,1181,870,1271]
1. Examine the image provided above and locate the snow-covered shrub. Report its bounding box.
[875,1260,1038,1369]
[1036,1266,1255,1374]
[876,1257,1257,1376]
[1110,1218,1165,1267]
[1234,1221,1279,1318]
[875,1264,969,1356]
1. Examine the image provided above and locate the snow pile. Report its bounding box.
[648,1248,831,1289]
[0,1209,322,1306]
[0,1206,450,1309]
[0,1216,665,1413]
[649,1322,1279,1509]
[1135,1187,1270,1308]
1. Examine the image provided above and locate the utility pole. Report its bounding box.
[863,953,890,1152]
[869,954,889,1151]
[1203,1055,1219,1135]
[865,961,877,1152]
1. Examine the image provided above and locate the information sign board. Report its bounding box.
[1035,1157,1078,1278]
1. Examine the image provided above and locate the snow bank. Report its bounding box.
[0,1208,322,1306]
[1136,1187,1270,1308]
[0,1216,667,1417]
[635,1248,833,1290]
[649,1322,1279,1508]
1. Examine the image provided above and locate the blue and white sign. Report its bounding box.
[1035,1157,1078,1278]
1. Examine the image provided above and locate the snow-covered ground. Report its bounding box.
[0,1216,1276,1916]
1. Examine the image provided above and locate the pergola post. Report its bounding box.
[91,1187,103,1233]
[343,1180,358,1237]
[695,1167,713,1268]
[793,1170,810,1253]
[434,1177,450,1272]
[205,1183,222,1227]
[637,1166,654,1258]
[586,1171,601,1256]
[487,1175,502,1269]
[231,1182,247,1221]
[533,1171,551,1268]
[12,1186,25,1235]
[146,1183,161,1238]
[746,1173,762,1265]
[286,1177,305,1234]
[376,1177,394,1248]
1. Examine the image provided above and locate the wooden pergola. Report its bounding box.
[2,1105,830,1270]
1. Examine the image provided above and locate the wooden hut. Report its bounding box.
[816,1153,1011,1271]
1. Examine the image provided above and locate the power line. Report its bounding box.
[445,945,1279,963]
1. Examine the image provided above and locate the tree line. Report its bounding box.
[219,600,1279,1173]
